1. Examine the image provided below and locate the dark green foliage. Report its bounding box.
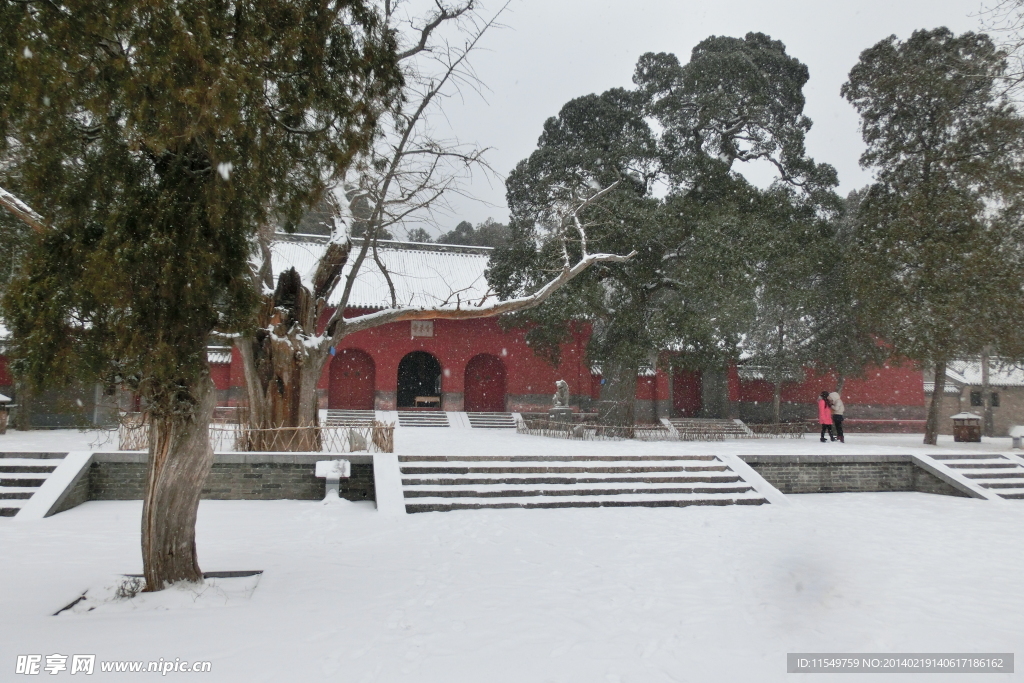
[438,218,510,248]
[489,33,840,390]
[405,227,433,243]
[0,0,402,417]
[842,28,1024,366]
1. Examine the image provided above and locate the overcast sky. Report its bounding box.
[418,0,991,236]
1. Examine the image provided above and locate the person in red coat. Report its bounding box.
[818,391,836,442]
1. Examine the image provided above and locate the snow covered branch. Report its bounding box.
[335,248,637,337]
[0,186,47,233]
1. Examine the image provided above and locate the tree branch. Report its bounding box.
[396,1,475,61]
[0,186,47,234]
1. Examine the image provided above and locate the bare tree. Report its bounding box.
[981,0,1024,93]
[231,4,637,445]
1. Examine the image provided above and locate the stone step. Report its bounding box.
[962,471,1024,479]
[403,474,744,486]
[0,458,62,471]
[397,411,449,427]
[324,410,376,426]
[406,492,768,513]
[0,490,34,499]
[998,491,1024,499]
[0,452,68,459]
[945,462,1019,469]
[0,469,55,478]
[398,455,719,462]
[400,464,731,475]
[0,476,47,487]
[466,412,517,429]
[927,453,1008,461]
[1,507,21,517]
[404,483,756,498]
[976,480,1024,489]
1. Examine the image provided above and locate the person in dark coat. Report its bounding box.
[828,390,845,443]
[818,391,836,442]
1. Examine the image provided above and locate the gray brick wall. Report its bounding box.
[740,454,969,497]
[51,464,92,514]
[86,453,375,503]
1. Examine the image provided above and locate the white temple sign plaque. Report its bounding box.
[411,320,434,338]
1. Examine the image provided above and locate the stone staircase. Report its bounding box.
[927,453,1024,499]
[398,455,769,512]
[325,409,376,427]
[0,453,67,517]
[466,412,517,429]
[397,411,450,428]
[668,418,752,439]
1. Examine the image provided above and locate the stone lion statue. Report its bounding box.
[552,379,569,408]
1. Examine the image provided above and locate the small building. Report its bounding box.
[926,360,1024,437]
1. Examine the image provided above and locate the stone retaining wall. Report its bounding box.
[739,454,971,497]
[85,453,375,503]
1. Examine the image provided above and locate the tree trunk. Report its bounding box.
[237,327,329,452]
[772,380,782,423]
[924,360,946,446]
[981,348,993,438]
[13,377,31,430]
[836,374,845,394]
[238,240,349,451]
[141,373,216,591]
[597,360,637,430]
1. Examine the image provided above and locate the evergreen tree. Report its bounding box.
[491,34,839,424]
[0,0,402,590]
[405,227,433,243]
[842,28,1024,444]
[439,218,510,247]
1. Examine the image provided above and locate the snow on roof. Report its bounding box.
[271,236,495,310]
[950,412,982,420]
[945,360,1024,387]
[0,393,10,403]
[207,348,232,365]
[924,382,962,395]
[736,365,801,382]
[589,365,658,378]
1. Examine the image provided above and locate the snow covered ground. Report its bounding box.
[0,424,1019,457]
[2,428,1022,681]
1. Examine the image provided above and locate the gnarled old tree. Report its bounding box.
[234,1,632,444]
[0,0,402,590]
[489,34,840,426]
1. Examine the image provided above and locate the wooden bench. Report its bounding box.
[414,396,440,407]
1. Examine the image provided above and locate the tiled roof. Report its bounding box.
[270,236,495,310]
[945,360,1024,387]
[924,382,962,395]
[207,348,233,365]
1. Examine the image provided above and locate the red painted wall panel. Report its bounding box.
[210,363,231,391]
[206,308,926,415]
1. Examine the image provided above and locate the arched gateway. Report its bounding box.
[397,351,442,408]
[464,354,506,412]
[329,349,376,410]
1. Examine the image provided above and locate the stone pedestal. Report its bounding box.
[548,406,573,426]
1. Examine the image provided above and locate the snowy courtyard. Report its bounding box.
[2,429,1022,682]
